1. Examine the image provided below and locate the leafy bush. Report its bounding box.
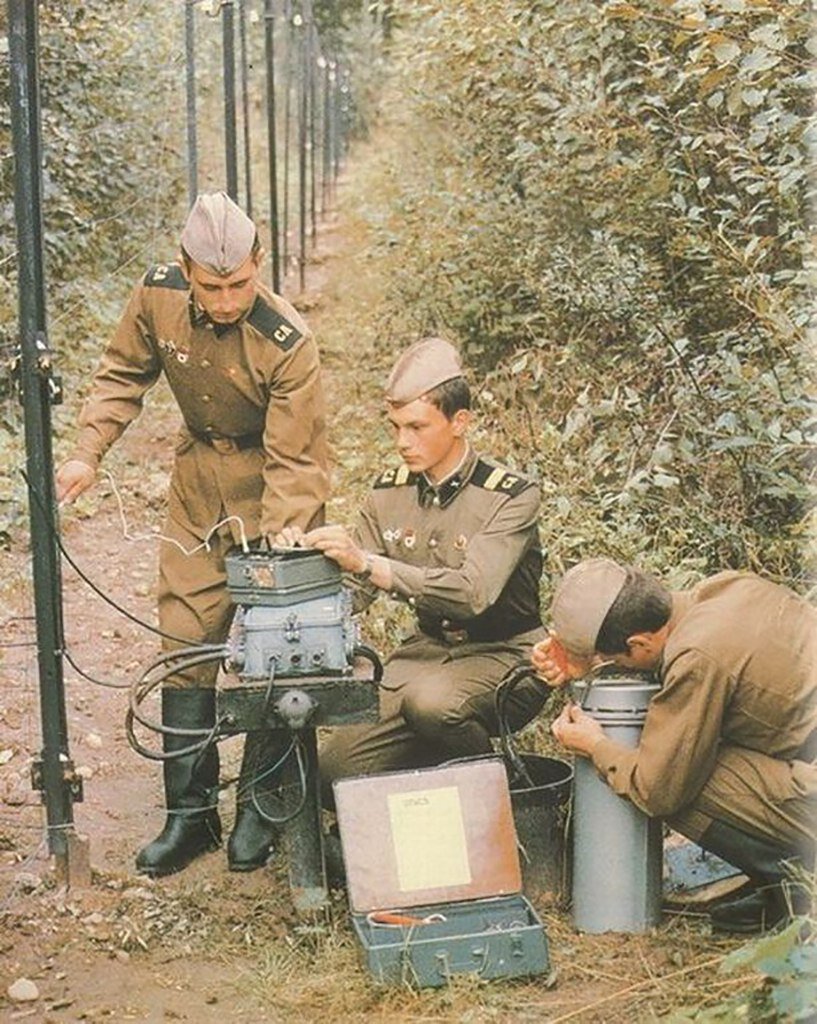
[365,0,815,590]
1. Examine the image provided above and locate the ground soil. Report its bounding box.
[0,185,750,1024]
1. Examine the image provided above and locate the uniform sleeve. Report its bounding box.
[70,283,161,468]
[259,332,330,535]
[590,648,735,817]
[387,484,540,619]
[345,493,385,614]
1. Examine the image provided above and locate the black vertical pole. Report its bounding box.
[7,0,79,866]
[282,0,293,272]
[238,0,253,217]
[307,17,317,244]
[321,57,330,213]
[185,0,198,206]
[297,7,307,292]
[263,0,281,292]
[222,0,239,201]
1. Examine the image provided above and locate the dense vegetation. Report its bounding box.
[362,0,815,590]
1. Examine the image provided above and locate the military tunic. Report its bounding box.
[320,447,548,797]
[71,262,329,677]
[590,572,817,851]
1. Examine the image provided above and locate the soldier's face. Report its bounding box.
[387,398,470,482]
[186,254,260,324]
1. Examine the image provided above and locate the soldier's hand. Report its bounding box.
[551,703,604,757]
[55,460,96,505]
[270,525,306,549]
[531,635,572,688]
[303,525,365,573]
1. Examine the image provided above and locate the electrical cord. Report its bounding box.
[22,469,203,647]
[494,663,538,788]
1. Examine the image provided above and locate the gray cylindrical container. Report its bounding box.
[571,677,663,933]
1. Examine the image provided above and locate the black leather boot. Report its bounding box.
[227,730,284,872]
[136,689,222,878]
[699,820,803,934]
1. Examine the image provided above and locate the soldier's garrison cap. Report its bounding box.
[550,558,628,657]
[385,337,464,405]
[180,191,256,276]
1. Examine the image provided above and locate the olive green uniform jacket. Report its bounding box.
[71,262,329,673]
[320,448,548,797]
[591,572,817,850]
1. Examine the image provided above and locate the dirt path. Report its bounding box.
[0,162,743,1023]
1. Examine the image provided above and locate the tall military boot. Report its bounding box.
[699,820,806,934]
[136,688,222,878]
[227,729,284,872]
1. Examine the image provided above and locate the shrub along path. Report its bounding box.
[0,138,754,1023]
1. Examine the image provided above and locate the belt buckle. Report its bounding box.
[440,619,468,646]
[210,436,238,455]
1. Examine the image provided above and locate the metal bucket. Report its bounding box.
[571,677,663,933]
[510,754,573,901]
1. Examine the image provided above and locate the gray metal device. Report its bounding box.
[215,547,381,912]
[225,548,356,679]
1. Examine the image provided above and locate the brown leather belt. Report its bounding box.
[418,614,540,646]
[192,429,263,454]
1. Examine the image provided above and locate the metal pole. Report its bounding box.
[238,0,253,216]
[263,0,281,292]
[305,6,317,245]
[222,0,239,201]
[282,0,293,272]
[7,0,85,878]
[297,7,307,292]
[321,57,331,213]
[184,0,198,206]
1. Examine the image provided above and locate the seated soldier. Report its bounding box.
[277,337,549,799]
[534,558,817,933]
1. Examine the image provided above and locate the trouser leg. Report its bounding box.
[320,629,547,808]
[668,745,817,934]
[136,517,236,873]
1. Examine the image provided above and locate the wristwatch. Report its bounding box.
[352,552,375,582]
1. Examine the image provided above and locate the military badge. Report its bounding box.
[454,534,468,551]
[403,530,416,549]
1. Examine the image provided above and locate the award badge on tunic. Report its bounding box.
[454,534,468,551]
[403,530,416,549]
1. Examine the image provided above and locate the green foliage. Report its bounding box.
[363,0,815,590]
[0,1,187,542]
[668,918,817,1022]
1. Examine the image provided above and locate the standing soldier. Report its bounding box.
[56,192,329,877]
[277,337,548,795]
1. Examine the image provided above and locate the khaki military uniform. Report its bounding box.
[320,448,548,796]
[591,572,817,852]
[71,262,329,679]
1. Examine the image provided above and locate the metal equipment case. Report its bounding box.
[334,758,550,988]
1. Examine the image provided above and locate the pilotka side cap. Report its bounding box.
[180,191,256,276]
[550,558,628,657]
[385,337,464,405]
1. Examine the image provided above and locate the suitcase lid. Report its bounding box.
[334,757,522,914]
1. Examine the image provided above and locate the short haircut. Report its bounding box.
[595,567,672,654]
[423,376,471,419]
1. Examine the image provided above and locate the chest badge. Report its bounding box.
[454,534,468,551]
[176,348,190,364]
[403,530,416,550]
[383,527,402,544]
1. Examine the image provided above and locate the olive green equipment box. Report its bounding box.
[334,758,550,988]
